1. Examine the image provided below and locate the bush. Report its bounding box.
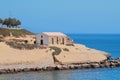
[0,28,34,37]
[0,39,3,42]
[6,41,38,50]
[49,46,62,55]
[66,44,74,46]
[63,48,69,52]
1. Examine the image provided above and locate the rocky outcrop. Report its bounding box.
[0,58,120,74]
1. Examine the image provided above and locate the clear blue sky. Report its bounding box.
[0,0,120,34]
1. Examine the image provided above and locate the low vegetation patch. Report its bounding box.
[0,28,34,37]
[0,39,3,42]
[63,48,69,52]
[49,46,62,55]
[0,36,4,42]
[66,44,74,46]
[6,41,38,50]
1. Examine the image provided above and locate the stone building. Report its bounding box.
[36,32,73,45]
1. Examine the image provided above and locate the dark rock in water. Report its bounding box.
[68,65,74,69]
[42,67,47,71]
[15,68,22,72]
[99,64,105,68]
[34,68,38,71]
[0,69,7,74]
[74,65,79,69]
[105,63,111,68]
[29,68,34,71]
[23,68,30,72]
[46,66,54,71]
[110,62,116,67]
[117,62,120,66]
[9,68,15,73]
[54,66,60,70]
[35,67,41,71]
[62,65,69,70]
[114,63,119,67]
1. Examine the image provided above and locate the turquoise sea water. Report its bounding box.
[68,34,120,58]
[0,34,120,80]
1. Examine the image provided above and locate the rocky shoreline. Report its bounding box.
[0,58,120,74]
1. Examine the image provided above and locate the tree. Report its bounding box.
[2,19,8,27]
[0,18,3,26]
[2,18,21,28]
[11,18,17,28]
[15,20,21,28]
[7,18,12,28]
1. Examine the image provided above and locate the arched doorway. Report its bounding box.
[40,40,43,45]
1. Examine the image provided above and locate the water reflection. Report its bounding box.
[0,68,120,80]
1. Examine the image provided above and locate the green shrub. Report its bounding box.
[0,36,4,42]
[63,48,69,52]
[6,41,38,50]
[49,46,62,55]
[0,28,34,37]
[66,44,74,46]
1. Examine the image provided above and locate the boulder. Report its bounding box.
[90,63,100,68]
[23,68,30,72]
[82,64,91,68]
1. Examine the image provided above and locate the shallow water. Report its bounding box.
[0,68,120,80]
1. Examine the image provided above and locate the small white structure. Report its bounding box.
[36,32,73,45]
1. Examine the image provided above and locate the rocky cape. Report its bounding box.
[0,41,114,74]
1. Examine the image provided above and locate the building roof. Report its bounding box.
[41,32,67,36]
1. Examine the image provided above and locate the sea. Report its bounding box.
[0,34,120,80]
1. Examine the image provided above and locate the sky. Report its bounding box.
[0,0,120,34]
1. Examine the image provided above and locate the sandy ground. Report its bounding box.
[0,42,54,67]
[54,44,107,64]
[0,42,108,68]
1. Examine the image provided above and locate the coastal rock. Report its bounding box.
[62,65,69,70]
[46,66,54,71]
[0,69,7,74]
[42,67,47,71]
[14,68,22,72]
[90,63,100,68]
[110,62,116,67]
[23,68,30,72]
[68,65,74,69]
[105,63,111,68]
[35,67,41,71]
[0,58,120,74]
[82,64,91,68]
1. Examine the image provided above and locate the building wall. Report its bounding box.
[36,33,73,45]
[49,36,67,45]
[66,37,73,44]
[36,33,49,45]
